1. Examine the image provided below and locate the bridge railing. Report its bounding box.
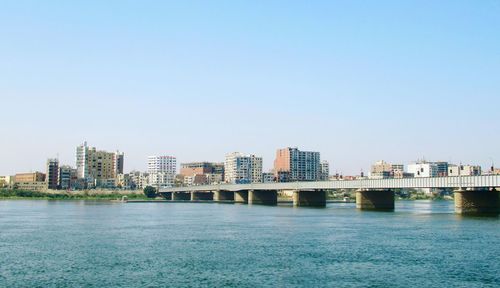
[159,175,500,193]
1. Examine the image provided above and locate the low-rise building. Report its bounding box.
[14,172,47,191]
[262,172,275,183]
[0,176,15,188]
[448,165,482,176]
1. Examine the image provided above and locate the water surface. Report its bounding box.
[0,200,498,287]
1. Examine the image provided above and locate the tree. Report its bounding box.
[143,186,157,198]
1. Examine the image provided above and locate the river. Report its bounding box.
[0,200,498,287]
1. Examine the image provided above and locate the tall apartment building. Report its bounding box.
[273,147,320,182]
[148,156,176,188]
[114,151,124,176]
[58,165,75,190]
[76,142,124,187]
[320,161,330,181]
[46,158,59,189]
[224,152,262,184]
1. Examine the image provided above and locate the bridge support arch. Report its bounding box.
[454,188,500,215]
[356,189,394,211]
[249,190,277,205]
[293,190,326,207]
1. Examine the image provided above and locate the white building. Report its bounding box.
[448,165,482,176]
[148,156,177,188]
[406,162,439,178]
[320,161,330,181]
[224,152,262,184]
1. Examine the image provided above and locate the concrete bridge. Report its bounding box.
[159,175,500,215]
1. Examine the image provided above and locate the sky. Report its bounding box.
[1,0,499,175]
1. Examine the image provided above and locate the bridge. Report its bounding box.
[159,175,500,215]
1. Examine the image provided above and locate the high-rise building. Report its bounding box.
[76,142,124,187]
[113,151,124,176]
[46,159,59,189]
[320,161,330,181]
[224,152,262,184]
[273,147,320,182]
[58,165,74,190]
[148,156,177,188]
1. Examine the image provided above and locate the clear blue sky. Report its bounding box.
[1,0,499,175]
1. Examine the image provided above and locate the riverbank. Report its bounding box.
[0,189,148,200]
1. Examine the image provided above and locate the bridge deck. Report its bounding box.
[159,175,500,193]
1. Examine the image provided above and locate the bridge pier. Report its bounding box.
[234,190,249,203]
[172,192,191,201]
[161,192,173,200]
[214,191,234,201]
[293,190,326,207]
[454,188,500,215]
[191,191,214,201]
[356,189,394,211]
[249,190,278,205]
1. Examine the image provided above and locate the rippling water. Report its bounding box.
[0,200,499,287]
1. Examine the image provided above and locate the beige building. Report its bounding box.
[14,172,47,191]
[76,142,124,186]
[0,176,15,188]
[224,152,262,184]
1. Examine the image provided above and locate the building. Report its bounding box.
[407,162,438,178]
[180,162,213,177]
[180,162,225,185]
[129,171,150,189]
[58,165,75,190]
[14,172,46,191]
[113,151,124,176]
[370,161,405,179]
[448,165,482,176]
[148,156,177,188]
[406,161,449,178]
[435,162,449,177]
[273,147,321,182]
[46,159,59,189]
[0,176,15,188]
[116,173,133,189]
[262,172,275,183]
[76,142,124,187]
[224,152,263,184]
[320,161,330,181]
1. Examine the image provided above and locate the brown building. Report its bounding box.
[180,162,214,177]
[15,172,46,183]
[180,162,225,183]
[14,172,47,191]
[274,147,321,182]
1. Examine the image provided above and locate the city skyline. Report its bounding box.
[1,1,499,175]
